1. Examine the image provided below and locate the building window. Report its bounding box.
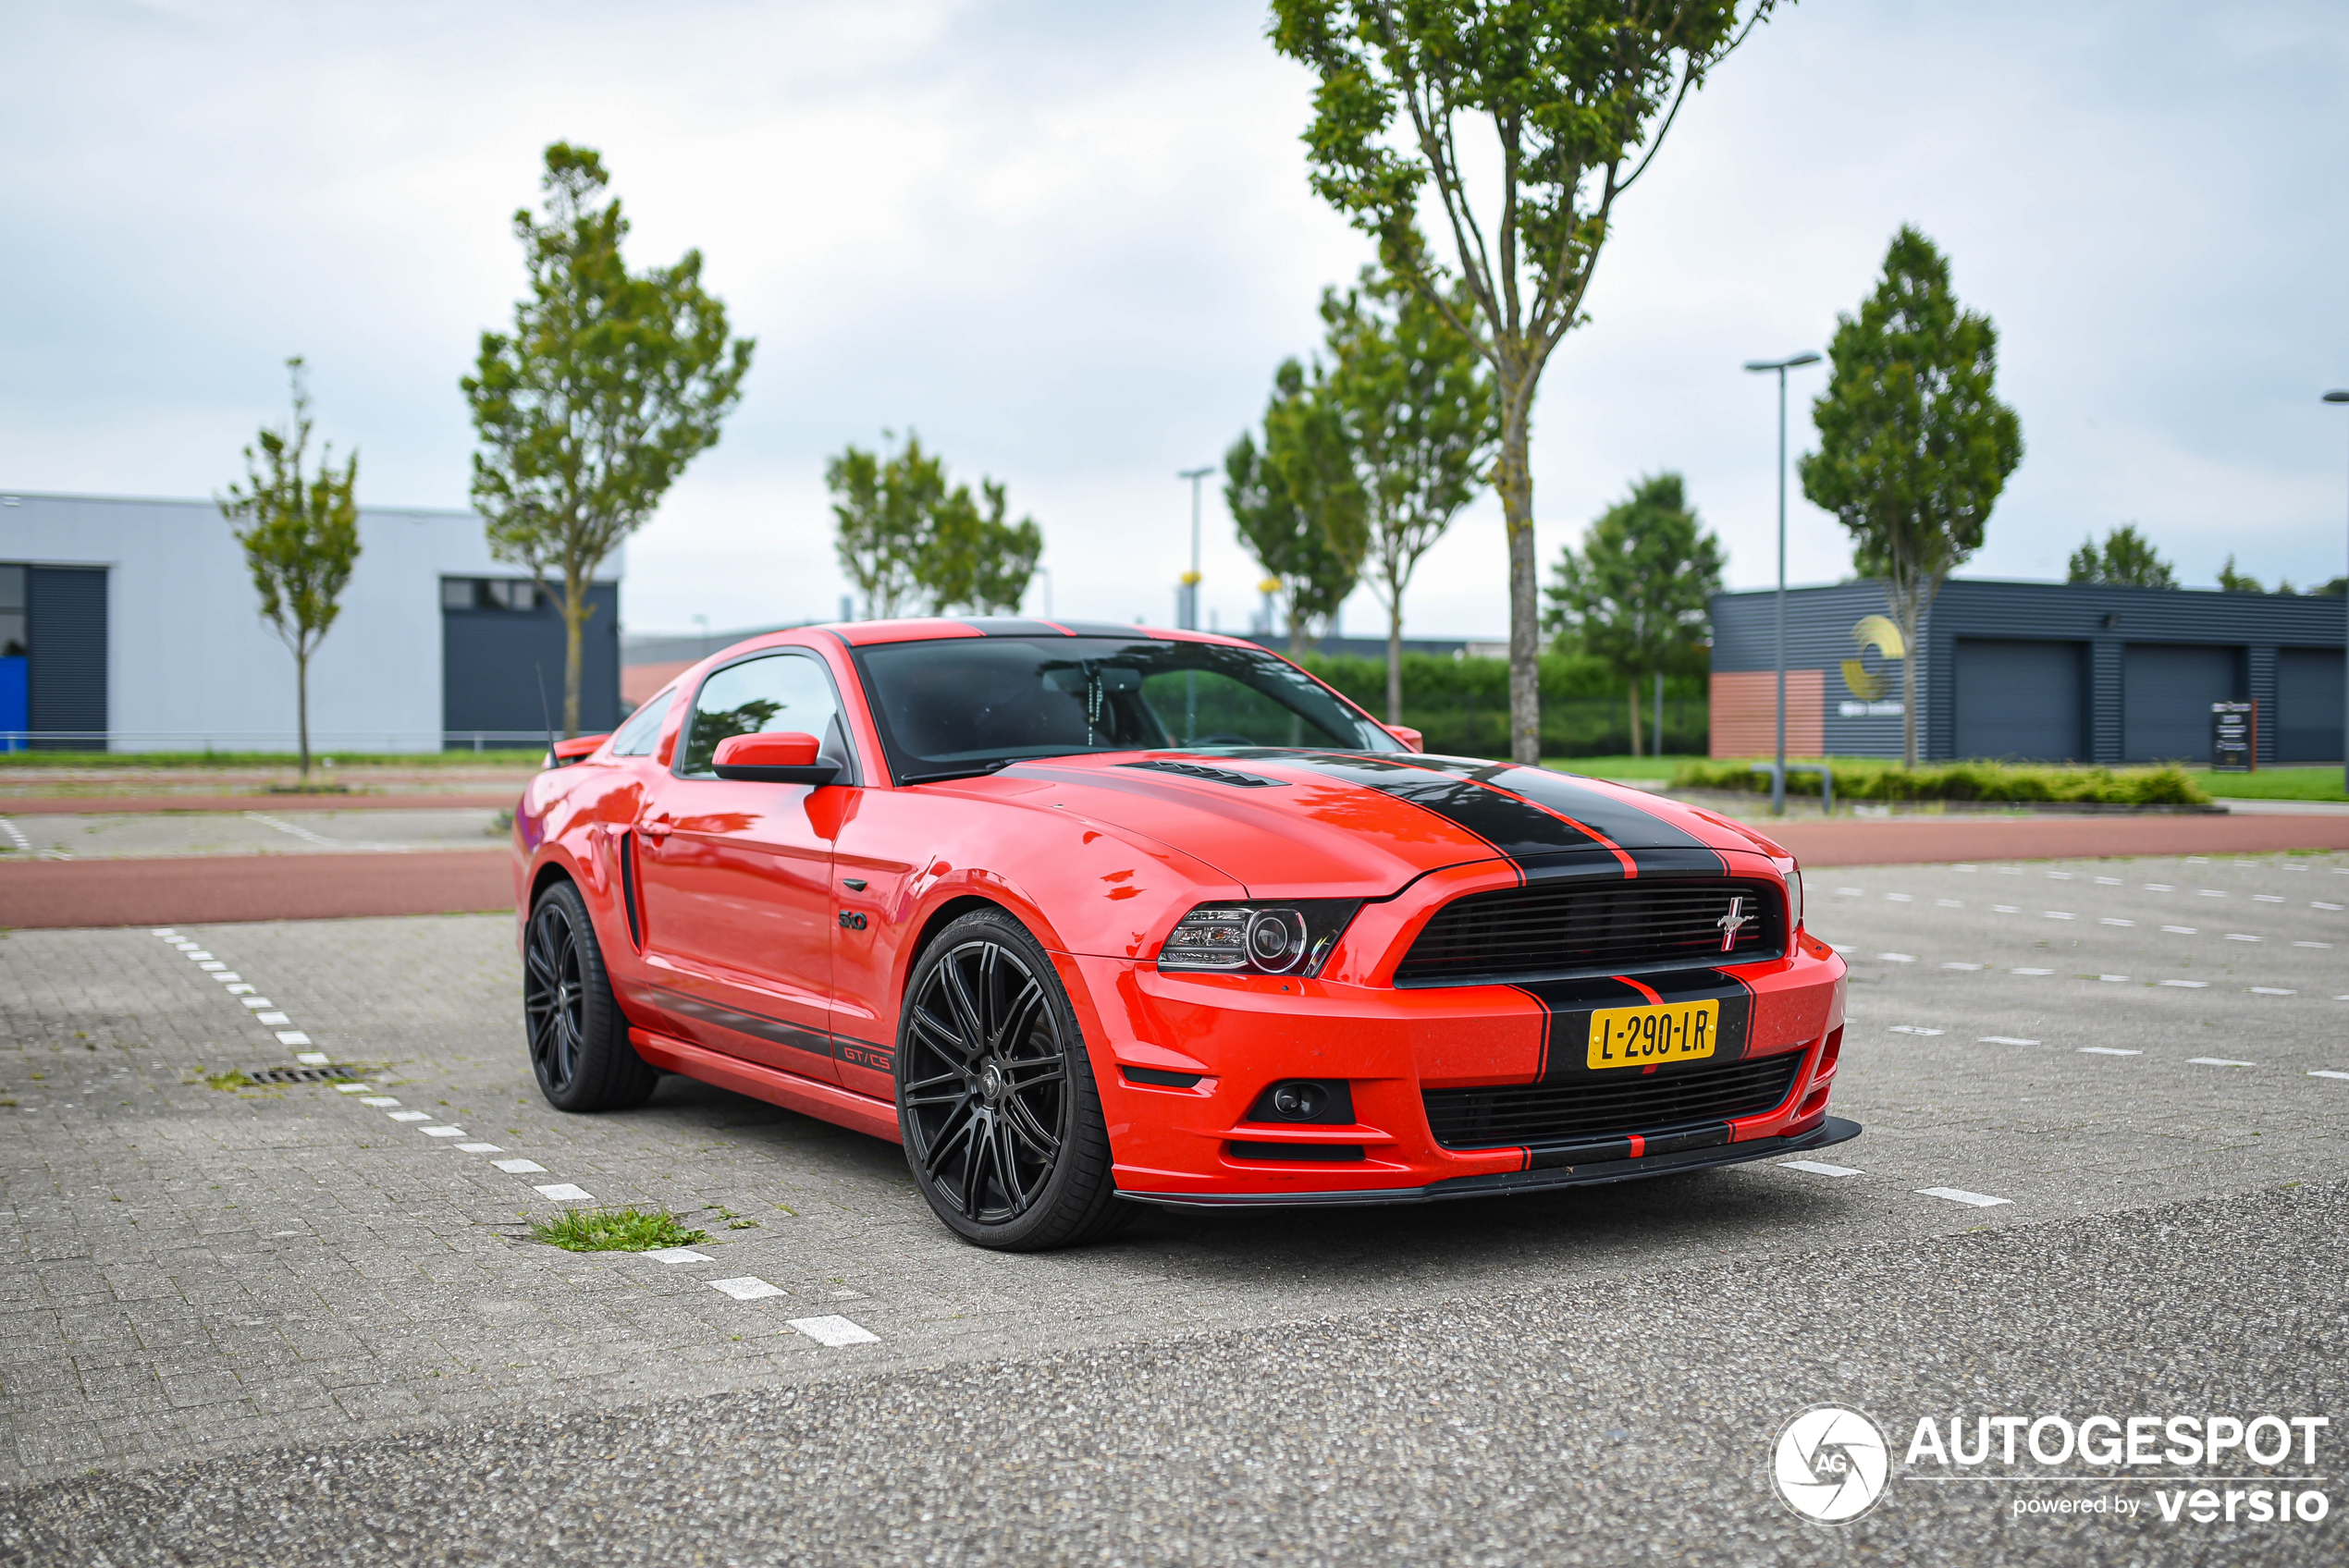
[442,577,540,612]
[0,564,24,657]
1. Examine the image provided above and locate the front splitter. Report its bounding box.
[1122,1116,1863,1209]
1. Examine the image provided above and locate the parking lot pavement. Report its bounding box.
[0,808,505,860]
[1,852,2343,1559]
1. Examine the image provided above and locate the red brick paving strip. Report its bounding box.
[1765,812,2349,867]
[3,813,2344,930]
[0,851,514,929]
[0,792,522,815]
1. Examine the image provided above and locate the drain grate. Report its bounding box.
[244,1065,357,1085]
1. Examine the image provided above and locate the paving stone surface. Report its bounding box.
[0,852,2343,1562]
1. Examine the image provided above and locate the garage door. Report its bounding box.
[2275,648,2344,763]
[1952,640,2085,761]
[2122,644,2239,763]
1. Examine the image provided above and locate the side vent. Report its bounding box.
[618,830,644,949]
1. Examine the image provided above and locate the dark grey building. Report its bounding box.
[1709,579,2345,766]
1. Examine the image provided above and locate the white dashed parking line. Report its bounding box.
[2078,1047,2141,1057]
[2311,1072,2349,1083]
[493,1158,547,1174]
[2190,1059,2255,1068]
[708,1277,786,1302]
[387,1110,430,1122]
[1780,1160,1863,1177]
[1918,1187,2011,1208]
[2160,980,2208,988]
[787,1315,881,1347]
[534,1183,594,1202]
[1977,1036,2039,1046]
[1888,1025,1944,1035]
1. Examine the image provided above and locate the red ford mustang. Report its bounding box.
[512,618,1855,1250]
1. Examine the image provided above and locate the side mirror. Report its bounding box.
[711,731,840,785]
[1384,724,1424,753]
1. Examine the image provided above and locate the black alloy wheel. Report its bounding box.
[897,911,1126,1249]
[523,880,658,1112]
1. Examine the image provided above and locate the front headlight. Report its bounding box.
[1157,899,1362,977]
[1785,866,1803,933]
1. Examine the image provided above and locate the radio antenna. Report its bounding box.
[534,662,557,766]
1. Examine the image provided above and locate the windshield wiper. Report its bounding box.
[898,759,1017,785]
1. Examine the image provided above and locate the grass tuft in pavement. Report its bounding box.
[203,1071,254,1090]
[530,1207,708,1253]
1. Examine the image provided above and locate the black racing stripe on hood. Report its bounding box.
[1514,969,1757,1086]
[1211,751,1608,865]
[1403,758,1728,864]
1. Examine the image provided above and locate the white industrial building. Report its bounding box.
[0,490,622,752]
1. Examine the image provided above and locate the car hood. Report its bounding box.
[941,750,1788,898]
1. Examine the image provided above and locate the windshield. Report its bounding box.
[854,636,1391,781]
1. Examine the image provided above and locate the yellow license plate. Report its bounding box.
[1586,999,1719,1071]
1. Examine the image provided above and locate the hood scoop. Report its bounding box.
[1116,759,1288,790]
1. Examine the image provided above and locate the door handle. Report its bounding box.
[637,818,673,841]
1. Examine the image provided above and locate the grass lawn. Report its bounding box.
[2189,766,2348,802]
[1543,754,1701,780]
[0,750,538,768]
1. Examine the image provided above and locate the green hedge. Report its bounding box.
[1297,654,1707,758]
[1669,757,2212,806]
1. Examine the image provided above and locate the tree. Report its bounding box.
[1800,226,2023,766]
[1272,0,1780,764]
[827,432,1042,617]
[2067,524,2175,588]
[2217,555,2264,594]
[1322,268,1497,722]
[463,143,754,736]
[1225,360,1369,658]
[1543,472,1720,755]
[219,357,360,784]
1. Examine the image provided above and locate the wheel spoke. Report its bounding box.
[1002,1093,1060,1160]
[997,1052,1064,1087]
[990,1115,1029,1207]
[922,1103,979,1177]
[908,1003,969,1058]
[940,950,990,1049]
[990,977,1046,1053]
[904,1067,968,1096]
[957,1116,988,1217]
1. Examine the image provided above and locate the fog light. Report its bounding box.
[1247,1078,1356,1126]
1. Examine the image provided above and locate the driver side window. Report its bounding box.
[678,653,850,778]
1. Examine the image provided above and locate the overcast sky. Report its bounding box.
[4,1,2346,638]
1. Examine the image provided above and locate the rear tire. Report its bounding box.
[895,910,1128,1251]
[523,879,658,1112]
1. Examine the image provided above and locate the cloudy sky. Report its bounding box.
[4,1,2346,638]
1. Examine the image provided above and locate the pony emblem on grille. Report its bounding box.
[1716,896,1752,953]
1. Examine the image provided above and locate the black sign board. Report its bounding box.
[2210,701,2256,772]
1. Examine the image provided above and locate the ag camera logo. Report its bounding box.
[1774,1405,1891,1524]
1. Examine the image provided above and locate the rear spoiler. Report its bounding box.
[544,734,610,769]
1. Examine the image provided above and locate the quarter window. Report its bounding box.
[679,653,849,778]
[609,689,675,757]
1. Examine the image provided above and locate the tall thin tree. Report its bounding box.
[1273,1,1780,763]
[1225,360,1369,658]
[464,142,754,736]
[1322,269,1497,723]
[1800,226,2023,766]
[220,357,360,783]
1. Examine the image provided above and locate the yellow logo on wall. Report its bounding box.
[1841,615,1905,700]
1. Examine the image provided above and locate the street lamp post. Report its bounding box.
[2326,390,2349,793]
[1177,466,1213,631]
[1744,350,1824,815]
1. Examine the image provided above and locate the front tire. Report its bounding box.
[896,910,1128,1250]
[523,879,658,1112]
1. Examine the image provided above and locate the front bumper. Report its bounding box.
[1067,932,1851,1206]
